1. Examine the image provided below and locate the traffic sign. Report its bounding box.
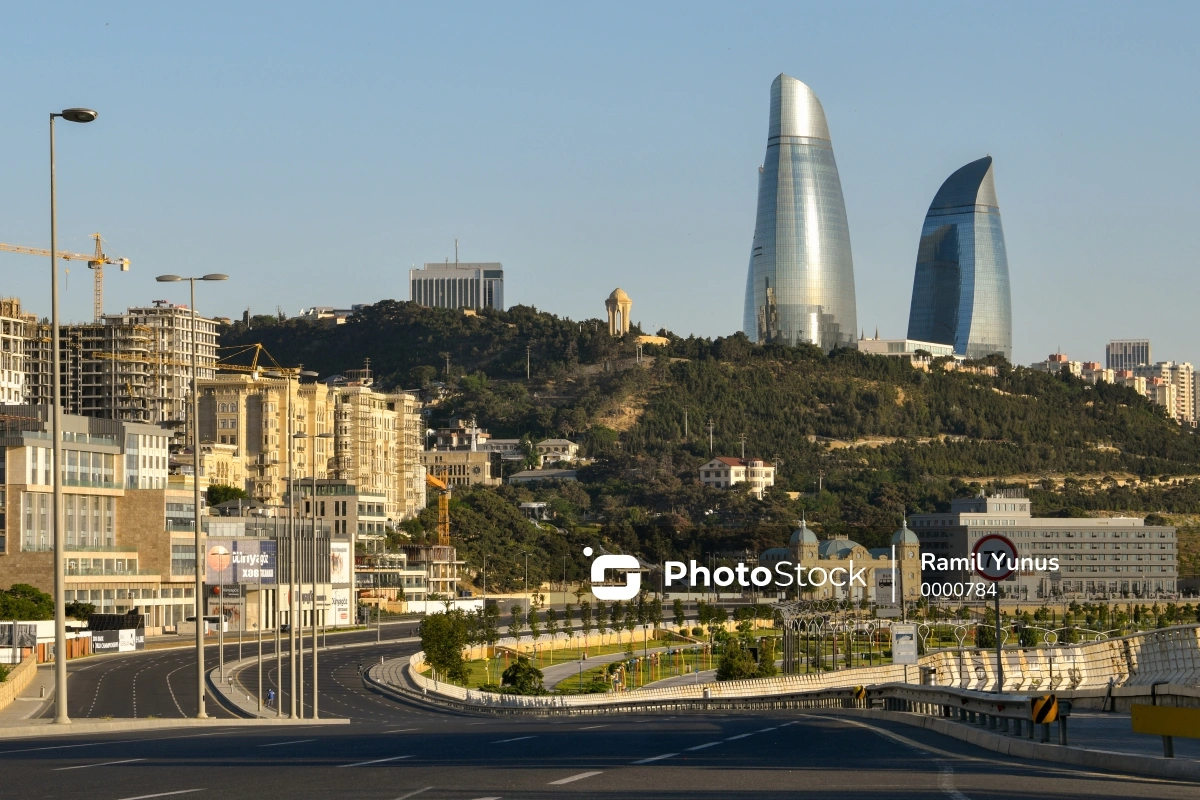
[973,534,1018,582]
[1032,694,1059,724]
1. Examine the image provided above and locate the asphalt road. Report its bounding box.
[6,622,1194,798]
[4,705,1195,799]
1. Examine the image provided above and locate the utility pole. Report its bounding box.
[818,470,824,493]
[444,353,451,379]
[526,345,531,380]
[739,433,747,459]
[707,419,714,455]
[683,410,688,441]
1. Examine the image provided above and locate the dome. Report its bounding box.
[608,287,630,302]
[818,539,860,559]
[892,519,919,545]
[789,520,818,546]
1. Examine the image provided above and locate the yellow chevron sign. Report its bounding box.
[853,686,867,700]
[1031,695,1058,724]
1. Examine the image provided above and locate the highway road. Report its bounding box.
[3,624,1194,798]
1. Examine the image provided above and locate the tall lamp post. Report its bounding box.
[294,425,332,719]
[50,106,98,725]
[156,272,228,718]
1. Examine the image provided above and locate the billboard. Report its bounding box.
[91,628,145,653]
[205,538,276,586]
[330,587,351,627]
[330,541,351,585]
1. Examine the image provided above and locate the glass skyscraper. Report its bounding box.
[742,74,857,350]
[906,156,1012,360]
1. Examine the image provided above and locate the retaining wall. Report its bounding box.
[0,656,38,712]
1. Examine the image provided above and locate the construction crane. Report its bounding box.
[426,472,451,546]
[216,343,300,377]
[0,232,129,321]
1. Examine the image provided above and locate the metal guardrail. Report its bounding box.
[862,682,1072,745]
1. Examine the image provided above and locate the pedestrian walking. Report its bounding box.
[266,688,276,709]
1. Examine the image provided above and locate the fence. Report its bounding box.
[397,624,1200,713]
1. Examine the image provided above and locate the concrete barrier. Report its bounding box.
[0,655,38,712]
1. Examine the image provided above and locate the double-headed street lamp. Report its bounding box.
[156,273,228,718]
[50,107,98,725]
[294,427,333,719]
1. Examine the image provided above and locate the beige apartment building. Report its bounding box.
[0,299,28,404]
[197,368,423,522]
[699,457,776,499]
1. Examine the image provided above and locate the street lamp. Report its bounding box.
[294,419,331,719]
[156,272,227,718]
[49,106,98,725]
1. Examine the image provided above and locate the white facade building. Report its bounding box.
[699,457,775,499]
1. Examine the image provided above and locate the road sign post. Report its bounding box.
[972,534,1018,694]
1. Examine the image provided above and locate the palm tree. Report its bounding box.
[545,607,559,664]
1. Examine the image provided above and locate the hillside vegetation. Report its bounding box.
[220,302,1200,587]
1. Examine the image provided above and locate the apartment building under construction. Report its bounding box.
[23,301,219,425]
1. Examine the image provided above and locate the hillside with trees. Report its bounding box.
[220,301,1200,588]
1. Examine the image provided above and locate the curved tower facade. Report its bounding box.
[906,156,1012,360]
[742,74,857,349]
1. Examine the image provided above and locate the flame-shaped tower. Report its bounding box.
[742,74,857,350]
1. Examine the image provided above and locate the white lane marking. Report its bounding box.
[631,752,678,764]
[578,724,609,730]
[725,733,753,740]
[490,736,536,743]
[0,738,144,755]
[466,722,488,726]
[393,788,433,799]
[548,771,603,785]
[757,727,777,733]
[340,755,413,767]
[256,739,316,748]
[115,791,205,800]
[940,766,970,800]
[384,728,419,733]
[779,721,797,727]
[54,758,145,771]
[685,742,721,751]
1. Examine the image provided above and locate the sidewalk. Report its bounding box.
[0,664,54,724]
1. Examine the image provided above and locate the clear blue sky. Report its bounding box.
[2,3,1197,367]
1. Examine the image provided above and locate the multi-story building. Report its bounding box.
[1114,370,1148,394]
[536,439,580,464]
[420,449,501,488]
[198,367,423,521]
[743,74,857,350]
[0,406,194,631]
[908,493,1178,600]
[1135,361,1194,424]
[857,335,959,365]
[698,457,776,499]
[907,156,1012,361]
[0,299,28,404]
[1107,339,1151,372]
[409,262,505,311]
[23,301,218,425]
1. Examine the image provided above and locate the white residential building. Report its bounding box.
[699,457,776,499]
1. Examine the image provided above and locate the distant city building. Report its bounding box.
[1114,370,1148,394]
[409,262,504,311]
[1106,339,1152,371]
[298,306,361,325]
[1134,362,1194,424]
[536,438,580,464]
[856,334,959,365]
[743,74,857,350]
[906,156,1012,361]
[0,298,27,404]
[699,457,775,499]
[909,493,1178,599]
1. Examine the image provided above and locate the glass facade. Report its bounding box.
[906,156,1012,360]
[743,74,857,350]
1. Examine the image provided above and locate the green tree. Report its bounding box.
[206,484,249,506]
[420,610,471,685]
[545,608,559,663]
[508,603,525,641]
[716,642,759,681]
[595,601,608,643]
[501,655,545,694]
[673,598,686,630]
[0,584,54,620]
[581,600,595,645]
[65,601,96,621]
[610,601,623,645]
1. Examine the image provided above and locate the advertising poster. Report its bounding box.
[330,541,351,585]
[91,628,145,653]
[891,623,918,665]
[205,538,277,586]
[331,587,351,626]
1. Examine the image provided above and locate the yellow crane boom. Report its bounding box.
[426,472,451,546]
[0,232,129,320]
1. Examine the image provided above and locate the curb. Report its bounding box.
[818,708,1200,783]
[0,716,347,739]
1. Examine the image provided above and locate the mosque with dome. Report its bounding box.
[758,520,923,603]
